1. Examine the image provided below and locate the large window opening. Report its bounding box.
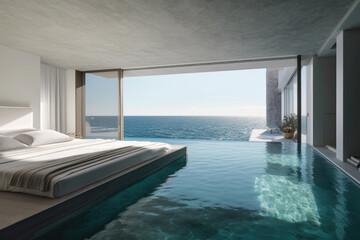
[278,63,307,143]
[123,69,267,142]
[85,71,119,139]
[77,57,306,144]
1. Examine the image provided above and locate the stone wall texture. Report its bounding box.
[266,69,281,127]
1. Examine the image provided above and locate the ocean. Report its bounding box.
[85,116,266,141]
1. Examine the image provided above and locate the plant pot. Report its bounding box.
[283,132,294,139]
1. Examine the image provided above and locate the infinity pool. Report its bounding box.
[38,138,360,240]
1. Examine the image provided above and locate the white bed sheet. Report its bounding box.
[0,139,172,198]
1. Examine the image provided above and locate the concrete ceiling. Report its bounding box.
[0,0,356,71]
[319,0,360,56]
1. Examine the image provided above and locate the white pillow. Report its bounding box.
[0,135,27,151]
[0,128,36,137]
[14,130,73,146]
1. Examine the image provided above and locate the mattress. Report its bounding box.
[0,139,172,198]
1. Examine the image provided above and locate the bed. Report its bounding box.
[0,138,172,198]
[0,107,186,239]
[0,106,172,198]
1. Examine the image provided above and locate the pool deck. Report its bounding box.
[0,145,187,240]
[249,129,295,143]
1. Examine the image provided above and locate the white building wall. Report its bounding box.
[0,45,41,129]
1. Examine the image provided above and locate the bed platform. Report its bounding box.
[0,138,176,198]
[0,145,187,240]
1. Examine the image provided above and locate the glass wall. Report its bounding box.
[85,72,119,139]
[279,62,308,142]
[283,74,297,117]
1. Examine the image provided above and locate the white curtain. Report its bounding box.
[40,63,66,133]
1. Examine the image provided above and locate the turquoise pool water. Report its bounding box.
[38,138,360,240]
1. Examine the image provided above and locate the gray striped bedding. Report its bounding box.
[0,139,171,198]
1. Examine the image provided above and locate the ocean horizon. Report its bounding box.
[85,115,266,141]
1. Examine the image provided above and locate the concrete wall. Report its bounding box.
[266,69,281,127]
[336,29,360,161]
[0,45,41,128]
[312,56,336,147]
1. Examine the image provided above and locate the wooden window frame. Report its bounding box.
[75,69,124,140]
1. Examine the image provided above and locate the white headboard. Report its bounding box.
[0,106,33,130]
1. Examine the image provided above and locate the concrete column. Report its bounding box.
[336,29,360,161]
[312,56,336,147]
[266,69,281,127]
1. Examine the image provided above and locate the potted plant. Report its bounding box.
[277,114,297,139]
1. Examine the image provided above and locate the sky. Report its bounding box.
[86,69,266,117]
